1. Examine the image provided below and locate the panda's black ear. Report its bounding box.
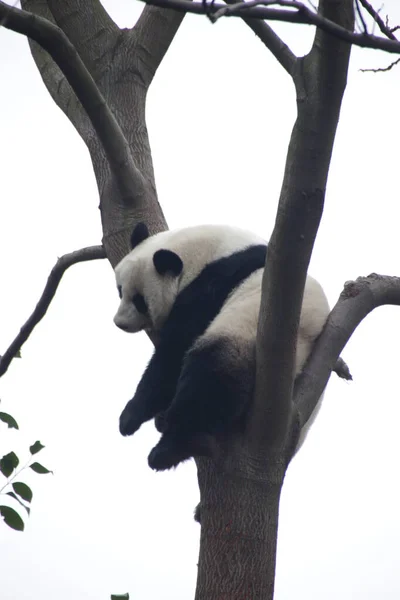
[130,222,149,250]
[153,249,183,277]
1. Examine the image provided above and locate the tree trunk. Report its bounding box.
[196,453,285,600]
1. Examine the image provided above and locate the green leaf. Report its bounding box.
[29,462,52,475]
[0,412,19,429]
[111,595,129,599]
[29,441,45,455]
[0,505,24,531]
[0,452,19,477]
[13,482,33,503]
[6,492,30,515]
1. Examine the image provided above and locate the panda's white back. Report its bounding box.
[203,270,329,372]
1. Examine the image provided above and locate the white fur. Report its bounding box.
[114,225,263,333]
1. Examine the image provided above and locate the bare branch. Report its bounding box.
[295,274,400,427]
[354,0,368,34]
[136,0,400,54]
[224,0,297,74]
[247,0,354,452]
[360,56,400,73]
[0,1,146,205]
[358,0,398,40]
[0,246,106,378]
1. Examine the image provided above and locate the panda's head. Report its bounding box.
[113,223,183,333]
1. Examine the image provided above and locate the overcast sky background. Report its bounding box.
[1,1,400,598]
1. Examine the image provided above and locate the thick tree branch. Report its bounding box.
[136,0,400,54]
[294,274,400,427]
[18,0,88,136]
[224,0,297,74]
[248,0,354,451]
[0,1,146,206]
[0,246,106,378]
[132,5,189,86]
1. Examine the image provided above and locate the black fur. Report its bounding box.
[119,244,267,465]
[153,249,183,276]
[130,222,149,249]
[148,338,254,470]
[132,293,148,315]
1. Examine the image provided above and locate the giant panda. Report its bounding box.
[114,222,330,471]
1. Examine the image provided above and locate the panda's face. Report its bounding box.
[114,247,183,334]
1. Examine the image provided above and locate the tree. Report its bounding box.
[1,0,400,598]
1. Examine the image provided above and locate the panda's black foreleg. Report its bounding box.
[119,342,184,437]
[148,337,254,470]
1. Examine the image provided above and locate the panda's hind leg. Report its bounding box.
[148,336,254,471]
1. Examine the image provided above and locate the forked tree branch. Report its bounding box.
[45,0,120,76]
[295,274,400,427]
[0,1,146,206]
[136,0,400,54]
[0,246,106,378]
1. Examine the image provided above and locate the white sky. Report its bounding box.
[1,1,400,599]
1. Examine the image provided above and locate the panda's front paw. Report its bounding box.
[148,435,187,471]
[119,402,143,436]
[148,432,217,471]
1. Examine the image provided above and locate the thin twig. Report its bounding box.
[355,0,368,34]
[358,0,398,40]
[212,0,295,20]
[0,246,106,378]
[360,56,400,73]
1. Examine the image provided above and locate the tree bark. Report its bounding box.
[196,452,285,600]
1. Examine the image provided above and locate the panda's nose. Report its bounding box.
[114,315,130,331]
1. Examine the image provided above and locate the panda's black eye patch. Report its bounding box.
[117,285,122,299]
[132,293,148,314]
